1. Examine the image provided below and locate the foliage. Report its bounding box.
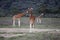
[0,0,60,17]
[38,3,47,13]
[36,3,60,14]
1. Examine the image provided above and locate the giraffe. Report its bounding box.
[28,7,35,32]
[12,10,28,27]
[37,13,44,24]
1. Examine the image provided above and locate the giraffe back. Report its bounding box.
[13,13,24,19]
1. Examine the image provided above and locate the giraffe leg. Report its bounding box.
[32,23,34,29]
[37,18,39,23]
[39,18,41,23]
[13,19,15,26]
[18,18,20,27]
[29,22,32,32]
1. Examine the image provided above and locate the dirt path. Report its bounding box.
[0,28,60,38]
[0,28,60,32]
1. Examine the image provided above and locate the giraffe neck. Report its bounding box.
[30,13,32,17]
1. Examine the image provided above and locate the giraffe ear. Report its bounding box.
[31,8,33,10]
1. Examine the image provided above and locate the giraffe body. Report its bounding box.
[12,10,28,27]
[30,14,35,25]
[12,13,24,27]
[29,14,35,32]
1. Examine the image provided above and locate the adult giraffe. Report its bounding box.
[12,10,28,27]
[28,7,35,32]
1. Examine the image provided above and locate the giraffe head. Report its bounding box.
[23,7,33,17]
[27,7,33,14]
[24,7,33,14]
[27,7,33,16]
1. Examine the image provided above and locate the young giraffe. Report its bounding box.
[28,7,35,32]
[37,13,44,24]
[12,10,28,27]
